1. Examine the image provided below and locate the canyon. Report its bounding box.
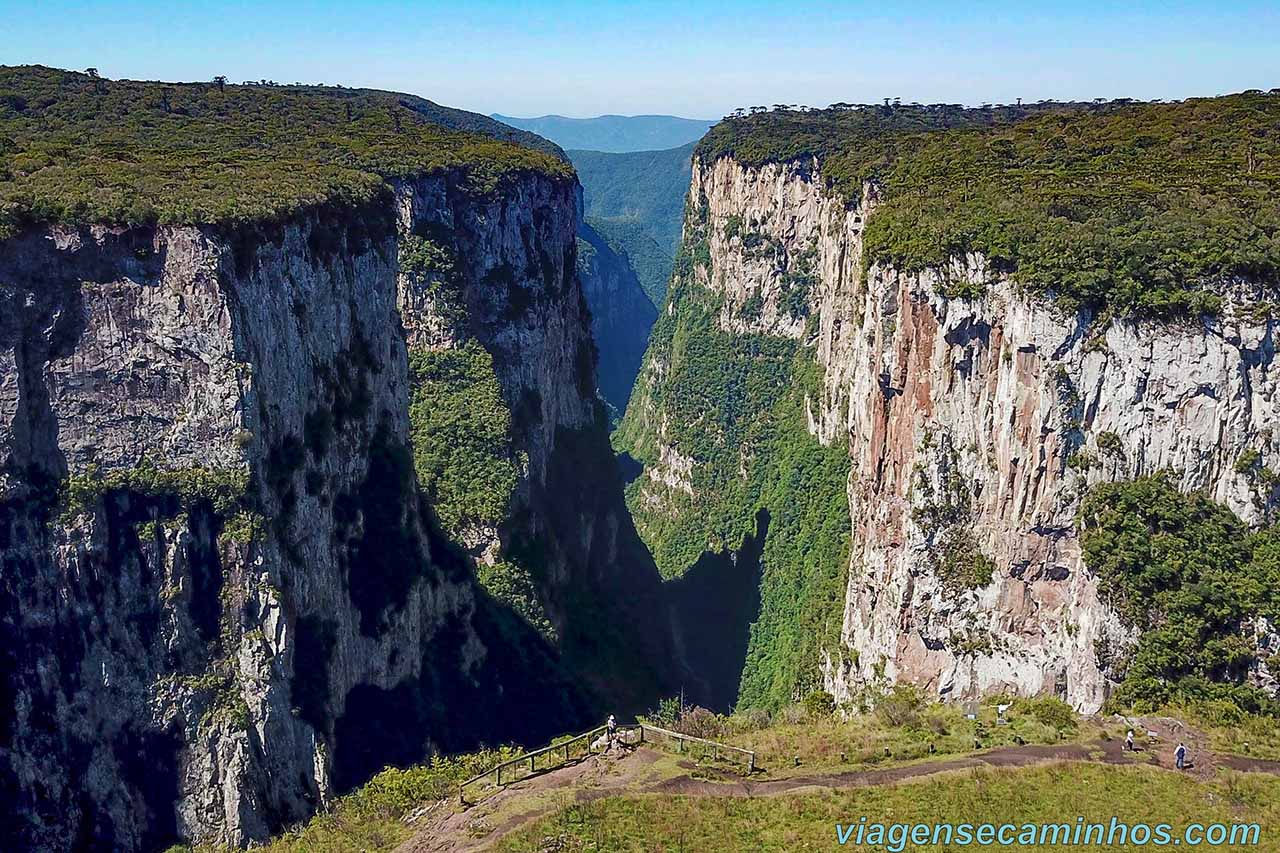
[619,99,1280,715]
[2,67,1279,852]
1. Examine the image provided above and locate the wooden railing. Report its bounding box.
[458,722,756,804]
[459,725,608,803]
[636,723,756,773]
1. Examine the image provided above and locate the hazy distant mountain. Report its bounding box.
[492,113,714,153]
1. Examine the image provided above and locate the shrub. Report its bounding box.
[803,690,837,719]
[1095,431,1124,459]
[934,527,996,593]
[727,708,772,734]
[673,706,726,741]
[876,683,927,728]
[1012,696,1076,731]
[644,696,685,729]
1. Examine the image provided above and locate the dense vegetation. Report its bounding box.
[569,141,696,254]
[1080,474,1280,714]
[407,341,554,639]
[698,93,1280,318]
[585,216,672,309]
[408,342,521,533]
[0,65,572,237]
[617,198,851,709]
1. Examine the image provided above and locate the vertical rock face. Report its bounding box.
[0,167,656,850]
[628,154,1280,714]
[576,219,658,415]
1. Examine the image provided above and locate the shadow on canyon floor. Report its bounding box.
[663,509,769,712]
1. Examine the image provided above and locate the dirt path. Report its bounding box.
[400,732,1280,852]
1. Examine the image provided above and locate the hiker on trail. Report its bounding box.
[1125,730,1135,752]
[607,714,617,744]
[1175,742,1188,770]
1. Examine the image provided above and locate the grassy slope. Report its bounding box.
[498,763,1279,852]
[0,65,572,237]
[197,701,1280,853]
[698,94,1280,318]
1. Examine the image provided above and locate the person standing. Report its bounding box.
[1175,741,1187,770]
[607,714,617,744]
[1125,730,1135,752]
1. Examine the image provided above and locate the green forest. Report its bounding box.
[0,65,571,238]
[698,93,1280,318]
[617,195,850,709]
[1080,474,1280,715]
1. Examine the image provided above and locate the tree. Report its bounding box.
[213,75,227,92]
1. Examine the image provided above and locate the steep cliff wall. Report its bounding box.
[0,173,599,850]
[0,68,683,852]
[576,220,657,415]
[621,123,1280,714]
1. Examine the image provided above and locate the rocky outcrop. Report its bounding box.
[630,153,1280,714]
[0,164,662,850]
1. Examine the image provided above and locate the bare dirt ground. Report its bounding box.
[398,717,1280,853]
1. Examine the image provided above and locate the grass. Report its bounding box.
[496,763,1279,852]
[181,700,1278,852]
[720,702,1085,778]
[1164,703,1280,762]
[643,691,1092,779]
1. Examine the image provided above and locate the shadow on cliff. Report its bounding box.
[663,509,769,713]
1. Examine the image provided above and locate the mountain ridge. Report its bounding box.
[492,112,714,152]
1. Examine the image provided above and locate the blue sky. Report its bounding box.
[1,1,1276,118]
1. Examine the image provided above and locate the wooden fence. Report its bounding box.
[458,722,756,804]
[636,723,756,772]
[459,725,607,803]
